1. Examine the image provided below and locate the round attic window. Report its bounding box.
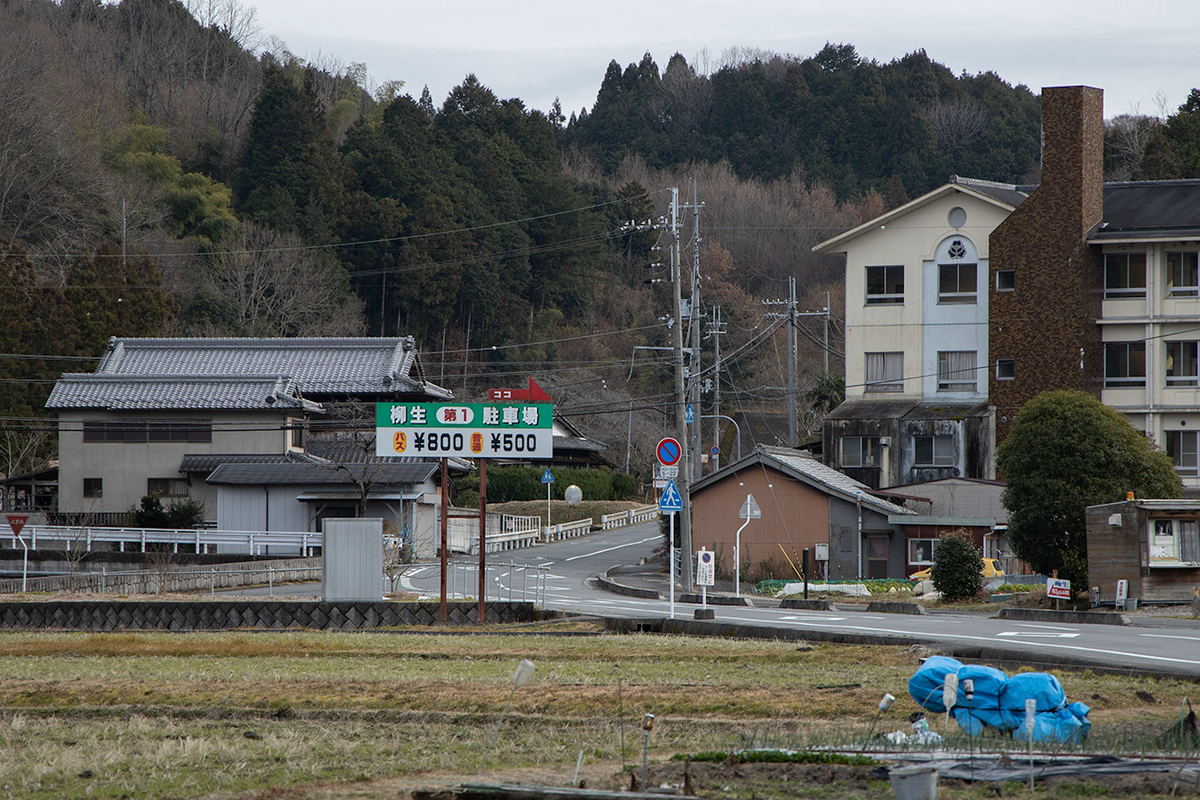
[948,206,967,228]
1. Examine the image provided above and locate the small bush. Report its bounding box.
[931,529,984,601]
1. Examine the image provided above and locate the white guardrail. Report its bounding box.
[1,525,319,555]
[599,504,659,530]
[1,503,661,558]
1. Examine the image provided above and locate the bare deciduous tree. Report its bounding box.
[194,222,366,336]
[926,99,990,152]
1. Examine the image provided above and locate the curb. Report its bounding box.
[678,593,751,606]
[998,607,1128,626]
[595,570,659,600]
[780,598,838,611]
[866,601,927,615]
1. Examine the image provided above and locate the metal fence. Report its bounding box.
[0,558,322,595]
[444,560,549,606]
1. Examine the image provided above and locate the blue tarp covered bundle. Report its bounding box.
[908,657,1090,743]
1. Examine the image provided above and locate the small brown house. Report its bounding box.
[1086,499,1200,604]
[689,445,913,581]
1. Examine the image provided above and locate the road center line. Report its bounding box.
[564,536,659,561]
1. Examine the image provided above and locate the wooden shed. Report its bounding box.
[1086,499,1200,604]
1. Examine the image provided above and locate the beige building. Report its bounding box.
[815,177,1024,488]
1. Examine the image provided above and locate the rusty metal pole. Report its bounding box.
[478,458,487,623]
[440,457,449,623]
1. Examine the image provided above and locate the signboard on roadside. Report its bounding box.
[696,548,715,586]
[376,402,553,459]
[1046,577,1072,600]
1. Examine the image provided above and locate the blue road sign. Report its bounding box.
[685,404,695,423]
[541,468,555,484]
[656,437,682,466]
[659,479,683,512]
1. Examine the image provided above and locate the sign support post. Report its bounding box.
[659,479,683,613]
[668,512,675,620]
[440,458,449,623]
[6,515,28,593]
[478,458,487,624]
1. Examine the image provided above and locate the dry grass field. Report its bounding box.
[0,619,1196,798]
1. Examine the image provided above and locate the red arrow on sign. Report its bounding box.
[5,514,28,536]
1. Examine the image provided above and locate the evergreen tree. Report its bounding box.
[996,390,1182,589]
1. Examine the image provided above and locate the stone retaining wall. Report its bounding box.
[0,600,542,631]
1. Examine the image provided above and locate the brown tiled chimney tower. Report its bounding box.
[989,86,1105,443]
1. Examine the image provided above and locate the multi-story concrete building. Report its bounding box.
[820,84,1200,495]
[814,176,1029,488]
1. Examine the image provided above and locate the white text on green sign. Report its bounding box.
[375,403,553,459]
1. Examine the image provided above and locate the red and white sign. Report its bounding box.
[1046,577,1072,600]
[5,514,28,536]
[488,378,553,403]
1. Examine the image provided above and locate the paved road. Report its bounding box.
[226,521,1200,677]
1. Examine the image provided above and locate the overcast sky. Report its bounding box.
[248,0,1199,121]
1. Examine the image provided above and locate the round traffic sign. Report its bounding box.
[710,446,720,456]
[656,437,682,466]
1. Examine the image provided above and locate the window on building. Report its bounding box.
[839,527,852,552]
[1150,518,1200,564]
[996,358,1016,380]
[1104,341,1146,387]
[937,351,977,391]
[83,478,102,498]
[996,270,1015,292]
[865,265,904,305]
[841,436,881,468]
[909,539,938,565]
[84,420,211,443]
[1167,341,1199,387]
[864,352,903,392]
[1167,430,1199,476]
[290,422,306,449]
[147,478,188,497]
[938,263,977,304]
[1104,252,1147,298]
[1167,252,1200,297]
[914,434,955,467]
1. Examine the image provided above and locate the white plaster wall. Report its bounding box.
[58,410,294,516]
[840,191,1010,399]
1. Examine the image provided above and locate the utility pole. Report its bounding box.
[685,180,704,482]
[763,279,829,448]
[707,305,725,472]
[669,188,694,593]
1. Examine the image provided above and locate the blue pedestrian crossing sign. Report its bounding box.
[685,404,695,423]
[659,479,683,513]
[541,468,555,484]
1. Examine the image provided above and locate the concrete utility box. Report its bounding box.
[322,518,383,601]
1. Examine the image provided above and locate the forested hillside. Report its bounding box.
[562,45,1044,200]
[5,0,1200,480]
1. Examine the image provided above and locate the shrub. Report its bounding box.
[931,529,983,601]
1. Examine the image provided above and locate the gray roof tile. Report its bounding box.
[94,337,450,398]
[45,375,320,411]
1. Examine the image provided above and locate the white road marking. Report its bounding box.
[564,537,660,562]
[996,631,1081,639]
[1140,633,1200,642]
[1012,622,1077,631]
[702,613,1200,667]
